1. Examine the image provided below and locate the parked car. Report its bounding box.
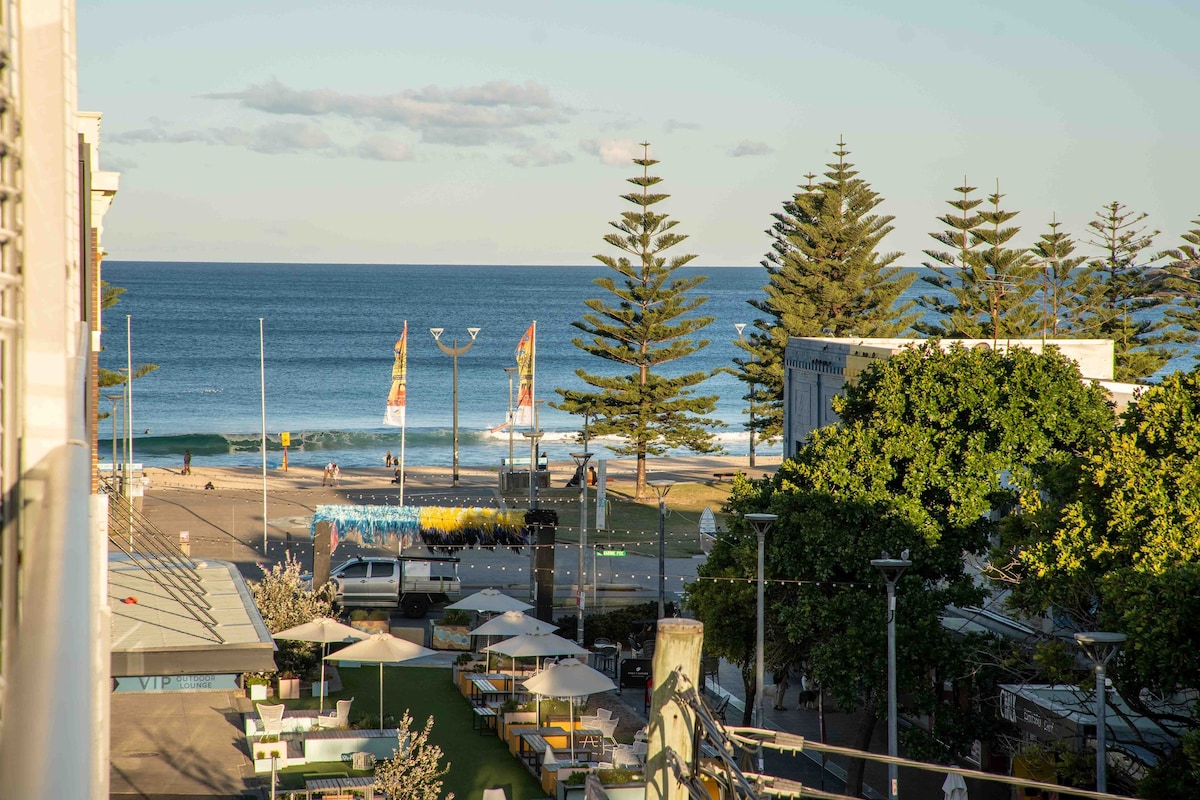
[328,555,461,618]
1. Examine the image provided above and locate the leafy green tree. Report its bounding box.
[1084,201,1181,380]
[554,143,720,499]
[738,139,917,444]
[1155,215,1200,349]
[1005,370,1200,794]
[249,552,336,676]
[918,182,1040,342]
[1030,216,1100,338]
[718,343,1114,795]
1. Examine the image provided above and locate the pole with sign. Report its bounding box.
[280,431,290,472]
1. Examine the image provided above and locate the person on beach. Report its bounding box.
[385,450,392,467]
[182,449,191,475]
[323,461,334,486]
[391,467,401,484]
[588,465,598,486]
[333,463,341,487]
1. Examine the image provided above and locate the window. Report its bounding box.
[340,563,369,579]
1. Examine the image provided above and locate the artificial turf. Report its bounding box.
[274,664,543,799]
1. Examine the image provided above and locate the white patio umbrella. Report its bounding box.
[324,633,435,726]
[486,631,589,699]
[272,617,368,713]
[471,611,560,671]
[524,657,617,761]
[446,588,533,614]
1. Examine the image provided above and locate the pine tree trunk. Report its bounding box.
[844,701,878,798]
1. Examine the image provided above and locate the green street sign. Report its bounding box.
[596,549,626,557]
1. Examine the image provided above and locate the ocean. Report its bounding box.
[99,262,782,470]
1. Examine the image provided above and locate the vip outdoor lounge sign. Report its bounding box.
[114,673,240,692]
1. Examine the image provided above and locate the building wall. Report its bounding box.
[783,337,1123,457]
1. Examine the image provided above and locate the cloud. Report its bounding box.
[507,142,573,168]
[354,135,414,162]
[249,121,334,154]
[580,139,643,166]
[729,140,773,157]
[204,78,569,145]
[665,119,700,133]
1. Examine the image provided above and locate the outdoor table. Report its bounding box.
[469,677,501,706]
[518,727,601,768]
[472,705,499,734]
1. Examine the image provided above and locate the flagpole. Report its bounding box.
[260,318,268,553]
[126,315,134,548]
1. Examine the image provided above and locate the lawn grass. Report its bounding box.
[273,665,542,799]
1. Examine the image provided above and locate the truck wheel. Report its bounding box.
[402,595,430,619]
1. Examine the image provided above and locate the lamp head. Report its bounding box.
[430,327,444,341]
[743,513,778,537]
[570,451,593,468]
[734,322,746,338]
[647,480,675,501]
[468,327,481,340]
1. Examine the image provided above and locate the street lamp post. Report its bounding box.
[1074,631,1126,794]
[430,326,481,487]
[570,451,593,645]
[648,480,675,619]
[872,551,912,800]
[504,367,517,478]
[522,429,544,606]
[745,513,778,736]
[734,324,756,468]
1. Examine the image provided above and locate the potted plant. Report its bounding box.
[276,669,300,699]
[432,608,472,651]
[252,734,288,771]
[452,651,474,685]
[244,672,272,701]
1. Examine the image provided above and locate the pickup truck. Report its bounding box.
[329,555,461,618]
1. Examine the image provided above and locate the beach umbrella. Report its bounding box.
[446,587,532,614]
[471,611,560,671]
[272,617,368,713]
[524,657,617,761]
[324,633,435,725]
[486,631,589,699]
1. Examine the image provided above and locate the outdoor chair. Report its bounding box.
[578,715,602,750]
[710,695,729,723]
[594,708,613,722]
[255,703,285,738]
[612,744,639,770]
[317,697,353,729]
[631,740,648,766]
[597,717,619,755]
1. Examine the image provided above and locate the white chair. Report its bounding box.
[612,744,639,770]
[594,708,613,722]
[255,703,285,738]
[578,715,602,750]
[631,740,648,766]
[597,717,619,755]
[317,697,353,729]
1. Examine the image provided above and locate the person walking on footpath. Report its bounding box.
[182,449,192,475]
[771,666,790,710]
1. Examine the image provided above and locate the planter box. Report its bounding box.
[350,619,390,634]
[252,741,288,772]
[432,623,472,651]
[277,677,300,699]
[499,711,537,742]
[248,683,271,701]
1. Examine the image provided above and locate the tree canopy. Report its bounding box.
[554,143,720,498]
[738,138,916,444]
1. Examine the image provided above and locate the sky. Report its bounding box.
[78,0,1200,267]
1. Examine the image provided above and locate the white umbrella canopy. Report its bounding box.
[446,588,533,613]
[324,633,435,725]
[272,617,369,713]
[486,632,588,659]
[470,610,559,637]
[524,658,617,760]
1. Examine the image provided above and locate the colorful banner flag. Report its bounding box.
[384,322,408,427]
[514,321,536,428]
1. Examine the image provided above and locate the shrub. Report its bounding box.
[368,609,390,622]
[438,609,471,626]
[349,608,369,621]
